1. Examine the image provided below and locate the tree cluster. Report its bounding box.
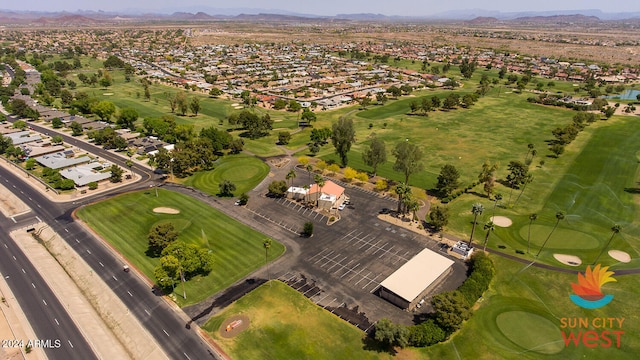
[8,98,40,120]
[154,241,214,293]
[228,110,273,139]
[267,180,288,197]
[41,167,75,190]
[88,128,128,151]
[547,112,597,158]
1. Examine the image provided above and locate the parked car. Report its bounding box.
[338,203,346,211]
[379,208,390,214]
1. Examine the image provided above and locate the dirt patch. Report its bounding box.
[153,207,180,214]
[490,216,512,227]
[219,314,250,338]
[609,250,631,263]
[268,157,290,169]
[377,214,427,236]
[554,254,582,266]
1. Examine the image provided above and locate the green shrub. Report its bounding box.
[408,319,446,347]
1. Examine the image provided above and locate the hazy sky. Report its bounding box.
[3,1,640,15]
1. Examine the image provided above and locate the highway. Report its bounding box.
[0,214,96,359]
[0,162,219,359]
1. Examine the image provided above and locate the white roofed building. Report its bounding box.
[378,248,454,310]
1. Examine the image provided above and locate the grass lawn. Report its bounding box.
[76,189,284,307]
[203,281,392,360]
[412,255,640,359]
[202,255,640,359]
[445,115,640,267]
[180,154,270,196]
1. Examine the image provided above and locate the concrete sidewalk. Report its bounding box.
[10,224,170,360]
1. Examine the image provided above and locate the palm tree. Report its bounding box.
[302,184,309,204]
[286,168,297,189]
[492,193,502,217]
[482,221,495,252]
[592,224,622,265]
[525,143,534,160]
[314,174,325,207]
[395,183,411,214]
[306,164,313,185]
[263,238,272,285]
[514,174,534,206]
[468,203,484,246]
[535,211,565,257]
[527,213,538,253]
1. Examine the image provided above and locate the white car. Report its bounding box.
[338,203,346,211]
[234,200,242,206]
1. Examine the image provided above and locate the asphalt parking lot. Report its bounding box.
[246,170,468,326]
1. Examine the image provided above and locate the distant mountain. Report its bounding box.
[465,17,499,25]
[0,8,639,25]
[432,8,640,21]
[511,14,601,24]
[335,13,389,21]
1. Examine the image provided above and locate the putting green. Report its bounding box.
[519,225,600,250]
[183,154,270,196]
[496,311,564,354]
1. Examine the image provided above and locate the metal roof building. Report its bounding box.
[378,248,454,310]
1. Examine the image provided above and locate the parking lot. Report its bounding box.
[245,171,468,326]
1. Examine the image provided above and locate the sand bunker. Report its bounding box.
[608,250,631,263]
[153,207,180,214]
[103,92,114,96]
[219,314,250,338]
[490,216,512,227]
[554,254,582,266]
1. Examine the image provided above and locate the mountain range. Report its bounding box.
[0,8,639,25]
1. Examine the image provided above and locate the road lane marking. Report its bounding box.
[99,262,104,267]
[64,228,69,233]
[68,340,73,348]
[36,216,41,221]
[31,283,35,288]
[21,268,25,274]
[112,275,118,281]
[144,309,150,316]
[42,299,47,306]
[54,318,59,325]
[184,352,191,360]
[75,239,80,243]
[12,256,16,260]
[3,243,7,248]
[127,291,133,297]
[10,217,16,223]
[86,249,91,255]
[163,329,170,337]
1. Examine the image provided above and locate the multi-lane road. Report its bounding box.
[0,128,220,359]
[0,210,96,359]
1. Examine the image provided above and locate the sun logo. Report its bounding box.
[570,265,616,309]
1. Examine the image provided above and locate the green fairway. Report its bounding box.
[436,114,640,267]
[76,189,284,306]
[181,154,270,196]
[415,255,640,359]
[203,281,391,360]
